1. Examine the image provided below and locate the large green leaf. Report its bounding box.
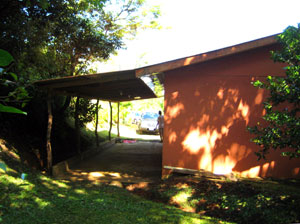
[0,103,27,115]
[0,49,14,67]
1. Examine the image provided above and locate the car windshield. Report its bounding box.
[142,112,158,119]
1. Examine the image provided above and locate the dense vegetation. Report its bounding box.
[248,25,300,159]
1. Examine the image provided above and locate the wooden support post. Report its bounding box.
[109,101,112,141]
[117,102,120,137]
[75,96,81,156]
[46,92,53,175]
[95,99,99,147]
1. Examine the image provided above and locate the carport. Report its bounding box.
[34,69,159,174]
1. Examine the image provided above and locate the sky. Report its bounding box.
[96,0,300,72]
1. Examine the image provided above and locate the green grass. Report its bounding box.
[0,153,229,224]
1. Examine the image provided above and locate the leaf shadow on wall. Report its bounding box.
[164,75,300,178]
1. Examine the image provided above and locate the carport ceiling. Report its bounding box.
[34,69,157,102]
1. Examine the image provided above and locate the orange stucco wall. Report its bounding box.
[162,44,300,179]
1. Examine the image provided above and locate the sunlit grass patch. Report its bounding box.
[74,188,87,194]
[167,184,198,212]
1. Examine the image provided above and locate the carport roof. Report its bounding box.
[35,69,157,102]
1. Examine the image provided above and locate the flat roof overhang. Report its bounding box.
[34,69,157,102]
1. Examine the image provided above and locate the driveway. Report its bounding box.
[64,141,162,184]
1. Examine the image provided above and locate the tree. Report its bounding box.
[0,0,160,81]
[1,0,161,119]
[248,25,300,159]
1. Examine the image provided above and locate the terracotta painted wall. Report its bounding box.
[162,44,300,178]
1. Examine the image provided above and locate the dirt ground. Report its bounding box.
[63,141,162,185]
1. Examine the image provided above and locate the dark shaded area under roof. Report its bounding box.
[34,70,157,102]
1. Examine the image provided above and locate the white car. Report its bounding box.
[136,112,159,134]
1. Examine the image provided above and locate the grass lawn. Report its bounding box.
[0,151,229,224]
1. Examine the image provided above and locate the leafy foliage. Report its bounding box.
[0,50,29,115]
[248,25,300,159]
[0,0,161,81]
[94,98,163,128]
[68,98,97,127]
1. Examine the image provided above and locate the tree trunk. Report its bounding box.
[109,101,112,141]
[75,96,81,156]
[46,92,53,175]
[117,102,120,137]
[95,99,99,147]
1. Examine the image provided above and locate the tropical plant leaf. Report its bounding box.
[0,49,14,67]
[0,103,27,115]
